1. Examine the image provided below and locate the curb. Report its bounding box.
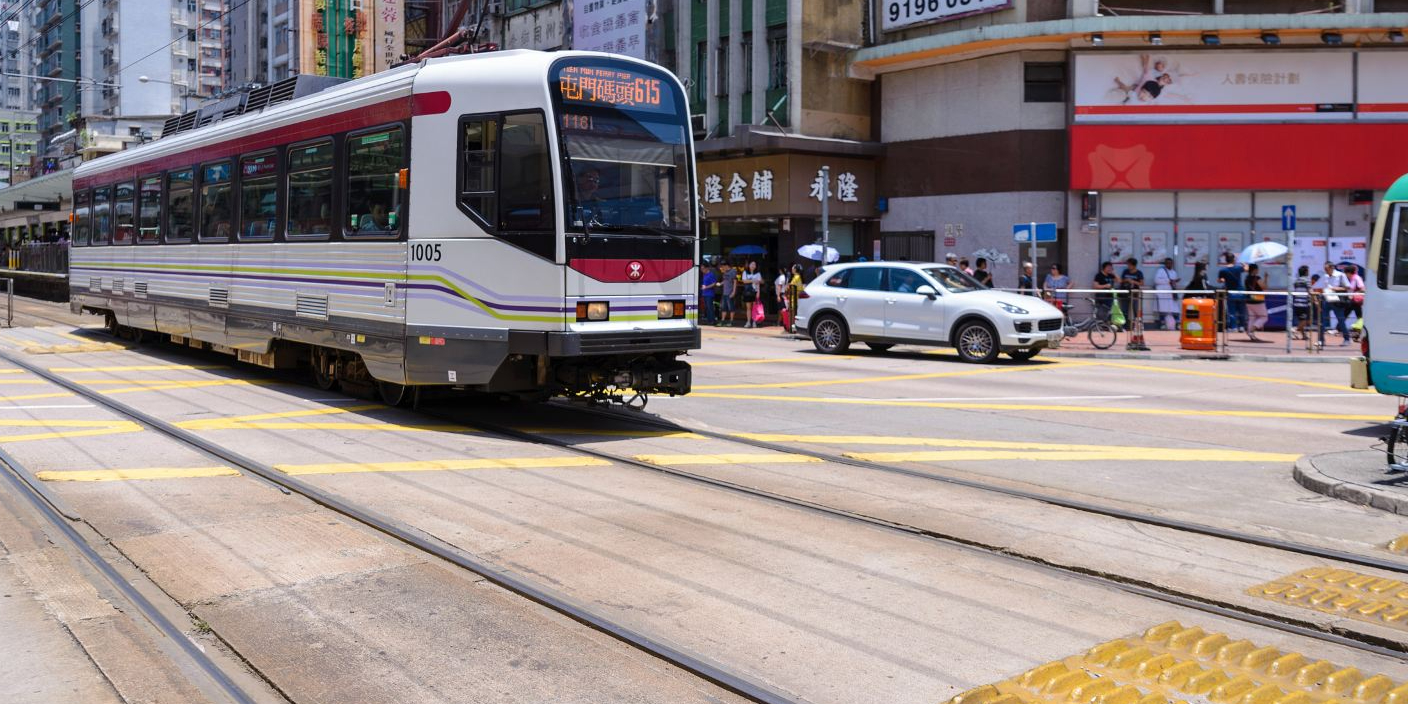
[1292,453,1408,516]
[1044,350,1353,363]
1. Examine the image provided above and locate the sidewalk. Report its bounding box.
[705,321,1359,363]
[1294,450,1408,516]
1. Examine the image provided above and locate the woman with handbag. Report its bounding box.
[741,261,764,328]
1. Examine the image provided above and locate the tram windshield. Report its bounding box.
[552,60,694,238]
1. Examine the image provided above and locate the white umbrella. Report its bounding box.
[1237,241,1289,264]
[797,243,840,263]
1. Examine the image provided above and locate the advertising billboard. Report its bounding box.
[572,0,647,59]
[880,0,1011,33]
[1357,51,1408,121]
[1073,51,1353,123]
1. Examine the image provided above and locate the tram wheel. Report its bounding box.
[310,350,337,391]
[377,380,411,407]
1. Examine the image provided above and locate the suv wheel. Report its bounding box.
[811,315,851,354]
[955,320,999,363]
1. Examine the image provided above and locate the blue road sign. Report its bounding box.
[1281,205,1296,231]
[1013,222,1058,243]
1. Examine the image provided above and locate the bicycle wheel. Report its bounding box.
[1387,420,1408,472]
[1088,322,1117,349]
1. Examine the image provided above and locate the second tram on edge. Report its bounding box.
[68,50,700,405]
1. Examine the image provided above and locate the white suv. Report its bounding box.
[795,262,1065,363]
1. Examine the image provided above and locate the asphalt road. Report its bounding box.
[0,310,1403,703]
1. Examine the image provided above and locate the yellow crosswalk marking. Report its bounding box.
[633,453,822,466]
[0,420,143,444]
[1093,361,1376,393]
[36,466,239,482]
[278,456,609,475]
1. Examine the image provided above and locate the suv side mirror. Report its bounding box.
[916,284,938,299]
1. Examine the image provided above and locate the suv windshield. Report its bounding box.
[552,60,693,237]
[922,266,983,293]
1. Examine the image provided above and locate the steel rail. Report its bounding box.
[0,349,810,704]
[421,402,1408,658]
[557,402,1408,576]
[0,446,261,704]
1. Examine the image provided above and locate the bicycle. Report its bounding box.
[1062,297,1118,350]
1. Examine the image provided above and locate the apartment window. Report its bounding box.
[767,32,787,91]
[188,58,196,71]
[1024,63,1066,103]
[694,41,707,105]
[716,42,728,97]
[741,33,752,93]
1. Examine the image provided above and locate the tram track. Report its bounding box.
[6,341,1407,665]
[0,439,265,704]
[552,401,1408,576]
[0,347,810,704]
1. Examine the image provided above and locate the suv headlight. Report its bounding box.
[997,301,1029,315]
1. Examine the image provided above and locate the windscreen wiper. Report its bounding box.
[620,224,694,245]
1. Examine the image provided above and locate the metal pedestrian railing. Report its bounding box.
[4,243,69,274]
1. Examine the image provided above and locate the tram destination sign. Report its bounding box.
[881,0,1011,33]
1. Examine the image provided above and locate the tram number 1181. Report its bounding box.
[411,243,443,262]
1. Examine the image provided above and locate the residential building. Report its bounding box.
[0,109,39,185]
[2,11,35,111]
[853,0,1408,293]
[33,0,81,149]
[226,0,300,86]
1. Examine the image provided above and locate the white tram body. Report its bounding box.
[69,51,699,401]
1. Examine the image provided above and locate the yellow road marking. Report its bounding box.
[278,456,608,475]
[100,379,280,394]
[634,453,822,466]
[0,379,50,385]
[49,364,222,372]
[181,420,473,432]
[689,392,1385,420]
[694,362,1082,391]
[847,449,1298,463]
[36,466,239,482]
[691,356,859,367]
[21,342,125,354]
[0,419,136,428]
[1092,361,1374,393]
[0,420,143,444]
[0,369,26,374]
[735,432,1283,455]
[0,392,75,402]
[53,330,95,343]
[518,427,707,440]
[188,404,383,425]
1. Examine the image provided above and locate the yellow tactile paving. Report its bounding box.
[19,342,126,355]
[633,453,823,466]
[1248,568,1408,632]
[36,466,240,482]
[276,456,610,475]
[1387,536,1408,555]
[943,621,1405,704]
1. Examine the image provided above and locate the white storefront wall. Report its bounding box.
[884,191,1064,287]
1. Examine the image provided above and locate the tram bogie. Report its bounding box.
[69,50,700,402]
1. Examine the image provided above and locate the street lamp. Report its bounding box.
[137,75,200,113]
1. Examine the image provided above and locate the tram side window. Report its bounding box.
[92,186,112,245]
[287,140,333,239]
[459,118,498,227]
[1394,205,1408,287]
[240,152,278,241]
[73,190,91,246]
[137,176,162,243]
[200,161,233,241]
[345,127,404,237]
[113,181,135,244]
[166,169,195,242]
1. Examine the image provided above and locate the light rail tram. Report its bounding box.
[69,50,700,405]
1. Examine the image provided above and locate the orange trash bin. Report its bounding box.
[1180,298,1218,351]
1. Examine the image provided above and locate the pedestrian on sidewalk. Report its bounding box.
[741,260,763,328]
[1217,253,1246,333]
[1188,261,1210,293]
[973,257,992,288]
[717,261,737,326]
[1344,263,1366,325]
[1119,258,1145,330]
[1292,265,1312,339]
[1093,261,1116,322]
[775,267,792,332]
[1042,263,1070,312]
[1315,260,1351,347]
[960,258,974,276]
[699,263,718,325]
[1245,271,1268,341]
[1154,257,1181,330]
[945,253,958,267]
[1017,262,1034,295]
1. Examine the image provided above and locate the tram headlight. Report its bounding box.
[657,300,686,319]
[576,301,610,321]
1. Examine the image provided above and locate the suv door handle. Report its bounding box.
[886,298,896,304]
[837,296,847,303]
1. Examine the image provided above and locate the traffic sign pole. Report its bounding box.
[1286,227,1295,354]
[1029,221,1036,294]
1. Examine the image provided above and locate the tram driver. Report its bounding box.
[572,165,610,226]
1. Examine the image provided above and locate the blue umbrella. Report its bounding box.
[731,244,767,255]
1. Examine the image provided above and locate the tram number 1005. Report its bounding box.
[411,243,443,262]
